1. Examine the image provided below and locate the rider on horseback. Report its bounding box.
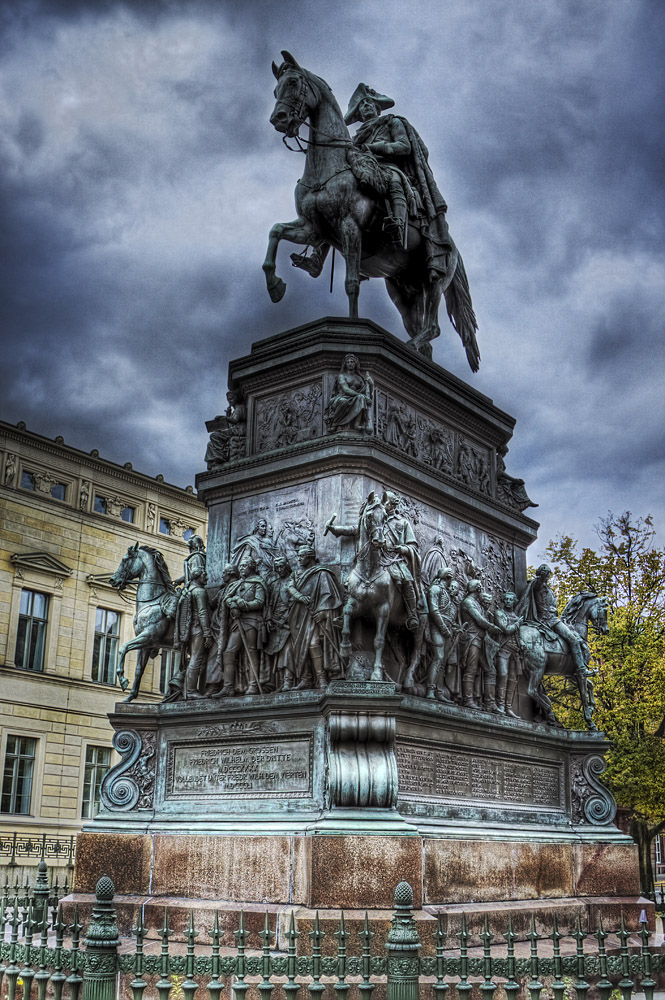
[517,564,588,677]
[292,82,453,276]
[381,490,423,631]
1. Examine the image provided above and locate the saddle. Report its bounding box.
[346,147,420,216]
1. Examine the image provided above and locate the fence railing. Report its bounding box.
[0,862,663,1000]
[0,832,76,868]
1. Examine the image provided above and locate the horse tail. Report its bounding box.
[444,251,480,372]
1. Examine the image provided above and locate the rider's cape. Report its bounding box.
[515,579,559,643]
[350,114,453,276]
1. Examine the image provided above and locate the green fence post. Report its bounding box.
[82,876,119,1000]
[386,881,421,1000]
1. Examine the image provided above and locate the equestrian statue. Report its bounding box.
[264,52,480,368]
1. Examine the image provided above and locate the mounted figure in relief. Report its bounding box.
[109,542,178,703]
[264,52,479,367]
[516,565,608,729]
[325,489,426,683]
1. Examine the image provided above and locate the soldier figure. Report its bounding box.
[494,591,523,718]
[204,562,240,697]
[444,579,463,701]
[215,555,266,697]
[264,555,309,691]
[289,545,343,689]
[173,535,213,700]
[517,564,587,676]
[426,567,456,702]
[460,579,500,712]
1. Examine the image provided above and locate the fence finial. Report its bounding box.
[81,875,119,1000]
[386,881,420,1000]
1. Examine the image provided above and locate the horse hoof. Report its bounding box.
[370,669,383,682]
[121,693,136,704]
[268,277,286,302]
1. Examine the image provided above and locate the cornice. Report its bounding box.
[0,422,204,506]
[198,440,538,548]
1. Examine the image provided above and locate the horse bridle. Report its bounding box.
[277,67,352,152]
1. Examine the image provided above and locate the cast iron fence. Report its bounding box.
[0,862,663,1000]
[0,833,76,869]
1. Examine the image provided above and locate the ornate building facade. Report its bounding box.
[0,420,206,864]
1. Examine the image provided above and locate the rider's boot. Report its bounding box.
[310,649,328,690]
[282,670,294,692]
[401,581,420,631]
[290,244,328,278]
[505,678,520,718]
[184,667,205,700]
[244,650,262,695]
[495,677,507,714]
[571,639,588,679]
[483,678,499,714]
[426,658,440,699]
[383,194,407,250]
[213,654,236,698]
[462,672,479,710]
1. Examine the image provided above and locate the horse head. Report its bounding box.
[110,542,143,591]
[562,590,609,638]
[588,594,609,636]
[361,492,386,550]
[270,51,318,138]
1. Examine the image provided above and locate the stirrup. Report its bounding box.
[290,250,324,278]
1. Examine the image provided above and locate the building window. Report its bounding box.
[93,495,107,515]
[15,589,49,672]
[121,506,135,523]
[20,470,35,490]
[159,649,181,694]
[183,527,194,542]
[1,736,37,814]
[91,608,120,684]
[159,517,171,535]
[81,745,112,819]
[51,482,67,501]
[656,837,663,865]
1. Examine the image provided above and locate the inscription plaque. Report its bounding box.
[397,739,562,810]
[166,737,312,799]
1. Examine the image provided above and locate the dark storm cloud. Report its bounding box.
[1,0,664,552]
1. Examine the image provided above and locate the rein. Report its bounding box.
[278,69,353,154]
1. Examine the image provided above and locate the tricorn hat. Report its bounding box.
[344,83,395,125]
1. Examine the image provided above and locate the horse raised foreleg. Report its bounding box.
[262,217,320,303]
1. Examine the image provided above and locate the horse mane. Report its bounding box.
[139,545,174,589]
[561,591,597,623]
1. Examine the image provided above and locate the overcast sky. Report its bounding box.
[1,0,663,558]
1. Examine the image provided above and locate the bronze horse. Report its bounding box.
[521,592,608,730]
[109,543,178,703]
[264,51,480,367]
[337,494,425,683]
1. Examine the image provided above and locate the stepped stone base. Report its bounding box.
[72,830,653,941]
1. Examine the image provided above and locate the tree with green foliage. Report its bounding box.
[544,512,665,896]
